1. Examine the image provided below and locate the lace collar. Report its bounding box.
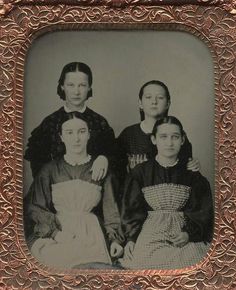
[155,155,179,168]
[64,104,87,113]
[64,154,91,166]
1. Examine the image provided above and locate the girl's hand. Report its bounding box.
[170,232,189,247]
[187,158,200,172]
[110,242,123,258]
[123,241,135,260]
[91,155,108,181]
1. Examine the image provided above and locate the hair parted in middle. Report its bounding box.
[57,62,93,100]
[138,80,171,121]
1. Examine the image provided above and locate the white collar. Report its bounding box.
[155,155,179,168]
[140,120,154,134]
[64,154,91,166]
[64,104,87,113]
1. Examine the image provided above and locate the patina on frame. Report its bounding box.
[0,0,236,289]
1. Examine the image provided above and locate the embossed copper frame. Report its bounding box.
[0,0,236,289]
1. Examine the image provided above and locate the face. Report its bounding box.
[151,123,184,159]
[139,84,169,118]
[60,118,90,155]
[61,71,91,109]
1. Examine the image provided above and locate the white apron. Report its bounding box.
[31,179,112,269]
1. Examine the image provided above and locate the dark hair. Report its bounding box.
[152,116,185,137]
[57,62,93,100]
[58,112,91,134]
[139,80,171,121]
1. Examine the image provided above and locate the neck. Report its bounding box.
[141,117,157,133]
[156,154,178,167]
[64,151,88,163]
[65,102,86,112]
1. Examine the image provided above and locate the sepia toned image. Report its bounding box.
[0,1,235,288]
[23,30,215,270]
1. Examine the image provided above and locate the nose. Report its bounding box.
[74,132,81,142]
[166,136,173,146]
[74,86,81,95]
[152,96,158,104]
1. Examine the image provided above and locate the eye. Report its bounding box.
[172,135,180,140]
[144,95,151,99]
[158,95,164,99]
[79,129,87,134]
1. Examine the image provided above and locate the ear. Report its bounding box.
[61,85,64,91]
[181,135,185,146]
[60,133,64,143]
[151,135,156,145]
[138,99,143,110]
[166,100,170,110]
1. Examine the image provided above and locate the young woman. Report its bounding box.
[24,112,124,269]
[120,116,214,269]
[116,80,197,176]
[24,62,115,180]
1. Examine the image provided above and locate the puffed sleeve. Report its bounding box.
[121,168,148,243]
[183,173,214,243]
[24,111,65,178]
[24,119,53,178]
[23,166,60,247]
[102,173,125,245]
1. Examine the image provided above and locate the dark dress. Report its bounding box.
[120,159,214,269]
[24,106,116,177]
[24,157,124,269]
[115,123,192,196]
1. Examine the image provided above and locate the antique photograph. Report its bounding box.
[23,30,215,270]
[1,1,235,288]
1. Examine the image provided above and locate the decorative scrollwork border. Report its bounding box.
[0,2,235,290]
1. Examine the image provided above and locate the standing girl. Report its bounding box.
[25,62,115,180]
[116,80,197,176]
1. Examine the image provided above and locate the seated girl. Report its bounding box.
[24,112,124,269]
[120,116,214,269]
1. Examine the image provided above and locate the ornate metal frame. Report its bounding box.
[0,0,236,289]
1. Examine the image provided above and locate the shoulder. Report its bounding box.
[41,107,65,123]
[84,107,111,129]
[36,158,61,177]
[130,159,153,179]
[32,107,65,131]
[118,123,140,138]
[84,107,107,122]
[187,170,211,188]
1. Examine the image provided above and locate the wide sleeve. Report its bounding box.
[121,168,148,243]
[23,166,59,247]
[102,173,125,245]
[183,173,214,243]
[24,119,53,178]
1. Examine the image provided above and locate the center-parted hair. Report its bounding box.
[152,116,185,138]
[139,80,171,121]
[57,62,93,100]
[58,112,91,134]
